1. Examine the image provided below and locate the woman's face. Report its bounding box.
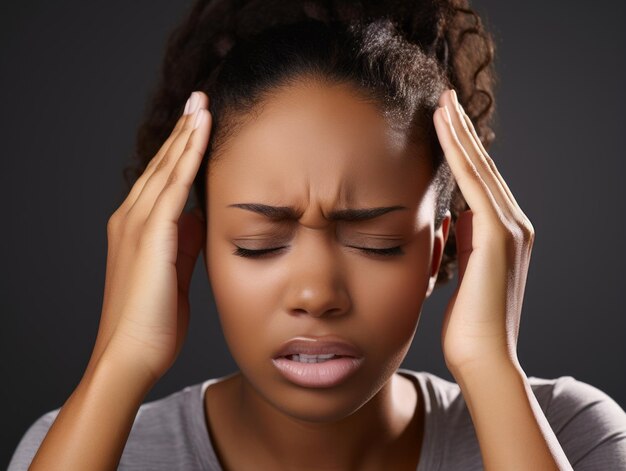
[204,79,450,422]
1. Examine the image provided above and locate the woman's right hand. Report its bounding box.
[86,91,211,388]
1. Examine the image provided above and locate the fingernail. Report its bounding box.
[442,105,451,124]
[451,90,463,113]
[183,93,191,115]
[184,92,198,115]
[189,92,201,115]
[193,109,206,129]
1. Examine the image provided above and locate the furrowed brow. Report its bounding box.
[227,203,408,222]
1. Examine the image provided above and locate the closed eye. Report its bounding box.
[232,245,404,258]
[232,246,284,258]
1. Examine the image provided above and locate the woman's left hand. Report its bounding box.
[434,89,535,375]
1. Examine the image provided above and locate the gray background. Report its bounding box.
[2,1,625,467]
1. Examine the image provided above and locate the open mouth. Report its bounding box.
[271,335,364,386]
[282,354,353,363]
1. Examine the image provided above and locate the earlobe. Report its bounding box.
[425,210,452,298]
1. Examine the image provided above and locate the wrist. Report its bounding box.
[83,343,158,400]
[29,343,157,470]
[448,354,523,383]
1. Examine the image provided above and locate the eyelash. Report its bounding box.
[232,245,404,258]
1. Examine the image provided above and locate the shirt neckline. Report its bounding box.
[397,368,442,471]
[189,368,441,471]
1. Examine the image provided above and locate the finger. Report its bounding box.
[434,105,503,222]
[127,103,205,224]
[147,109,211,233]
[122,91,209,213]
[120,97,191,212]
[145,92,209,180]
[91,97,206,372]
[442,90,514,222]
[448,89,521,212]
[460,111,522,213]
[105,93,207,331]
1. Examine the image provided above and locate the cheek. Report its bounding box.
[206,236,283,361]
[206,228,433,362]
[208,238,284,316]
[351,244,432,359]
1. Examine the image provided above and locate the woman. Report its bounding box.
[9,0,626,469]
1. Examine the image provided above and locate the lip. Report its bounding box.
[272,335,364,359]
[272,356,364,388]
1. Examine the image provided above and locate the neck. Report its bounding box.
[233,371,421,469]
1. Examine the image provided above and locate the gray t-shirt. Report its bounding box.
[8,368,626,470]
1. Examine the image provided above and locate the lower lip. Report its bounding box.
[271,356,364,388]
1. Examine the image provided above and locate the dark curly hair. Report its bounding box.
[122,0,497,287]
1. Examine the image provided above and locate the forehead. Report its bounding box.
[207,80,431,211]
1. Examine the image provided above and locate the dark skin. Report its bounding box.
[204,371,425,470]
[27,82,441,471]
[200,79,449,470]
[30,73,567,469]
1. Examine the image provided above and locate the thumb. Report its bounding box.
[176,207,206,295]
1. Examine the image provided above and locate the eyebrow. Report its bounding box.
[227,203,408,222]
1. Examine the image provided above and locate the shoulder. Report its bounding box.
[7,408,60,471]
[7,380,210,471]
[405,369,626,469]
[529,375,626,469]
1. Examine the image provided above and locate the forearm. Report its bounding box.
[29,348,155,471]
[452,359,573,471]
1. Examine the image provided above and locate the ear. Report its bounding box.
[425,210,451,299]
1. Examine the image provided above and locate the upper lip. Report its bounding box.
[272,335,364,359]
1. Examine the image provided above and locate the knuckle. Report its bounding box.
[107,211,122,234]
[183,135,195,152]
[459,115,471,134]
[503,217,534,247]
[121,207,145,237]
[184,112,198,130]
[166,171,178,186]
[154,154,170,172]
[172,115,186,133]
[460,156,479,178]
[145,154,159,171]
[154,134,176,161]
[183,141,203,163]
[509,208,535,242]
[484,153,496,169]
[520,218,535,244]
[108,211,137,249]
[509,225,524,243]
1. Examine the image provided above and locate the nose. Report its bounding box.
[282,230,351,319]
